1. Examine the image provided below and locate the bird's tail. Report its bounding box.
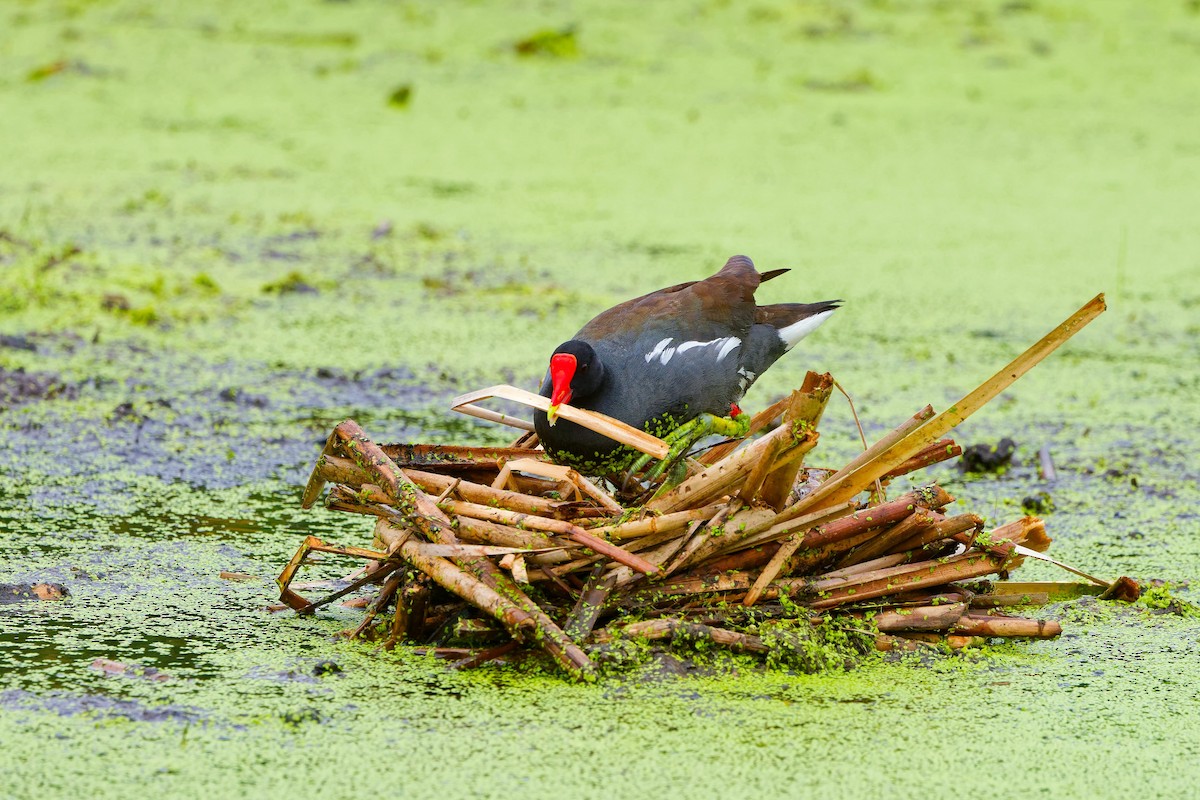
[756,300,842,351]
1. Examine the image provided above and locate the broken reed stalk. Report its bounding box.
[647,424,819,513]
[813,293,1107,507]
[376,518,594,679]
[742,486,954,605]
[881,439,963,480]
[329,421,595,678]
[587,504,727,541]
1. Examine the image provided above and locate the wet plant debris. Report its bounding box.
[278,295,1142,679]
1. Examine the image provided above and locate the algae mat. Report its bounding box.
[2,1,1199,797]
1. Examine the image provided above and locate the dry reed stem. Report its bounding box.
[743,487,953,605]
[340,426,596,678]
[647,425,817,513]
[349,570,405,638]
[588,503,726,541]
[892,513,985,555]
[300,561,401,615]
[435,497,659,575]
[450,384,669,459]
[380,443,543,472]
[875,602,968,633]
[757,381,831,502]
[881,439,962,480]
[952,614,1062,638]
[376,518,536,636]
[774,405,935,522]
[736,434,787,503]
[565,568,616,643]
[815,293,1107,507]
[662,501,739,577]
[805,550,1021,610]
[704,501,859,562]
[836,511,941,567]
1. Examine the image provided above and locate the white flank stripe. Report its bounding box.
[777,309,835,351]
[646,335,743,366]
[674,338,720,354]
[717,337,741,362]
[644,337,673,363]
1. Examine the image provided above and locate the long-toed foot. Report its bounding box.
[626,406,752,486]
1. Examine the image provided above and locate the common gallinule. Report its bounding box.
[533,255,840,474]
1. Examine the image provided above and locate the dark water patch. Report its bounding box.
[0,342,440,505]
[0,689,205,723]
[0,367,78,409]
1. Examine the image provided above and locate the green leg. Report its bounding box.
[626,411,751,484]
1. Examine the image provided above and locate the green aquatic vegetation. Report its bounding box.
[1137,584,1200,618]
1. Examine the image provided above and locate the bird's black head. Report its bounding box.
[546,340,605,422]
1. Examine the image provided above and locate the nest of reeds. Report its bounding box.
[276,294,1138,680]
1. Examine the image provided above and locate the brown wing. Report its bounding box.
[578,255,763,343]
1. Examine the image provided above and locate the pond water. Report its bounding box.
[2,1,1198,797]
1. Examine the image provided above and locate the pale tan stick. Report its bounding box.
[816,294,1107,506]
[301,433,342,509]
[805,551,1021,610]
[970,592,1051,608]
[766,405,934,526]
[744,486,953,605]
[375,520,533,634]
[645,423,795,513]
[410,542,550,559]
[696,502,858,570]
[736,434,787,503]
[276,536,318,610]
[305,540,391,561]
[377,518,595,679]
[380,443,543,472]
[497,457,624,514]
[758,373,834,509]
[662,502,739,577]
[588,504,725,541]
[405,467,576,517]
[835,511,942,567]
[338,421,593,678]
[548,521,701,578]
[571,472,625,514]
[450,384,669,459]
[648,426,818,514]
[608,534,690,587]
[453,516,569,554]
[817,552,910,580]
[438,498,659,575]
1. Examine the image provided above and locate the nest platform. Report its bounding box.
[276,293,1138,679]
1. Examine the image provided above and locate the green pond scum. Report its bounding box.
[1,0,1198,797]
